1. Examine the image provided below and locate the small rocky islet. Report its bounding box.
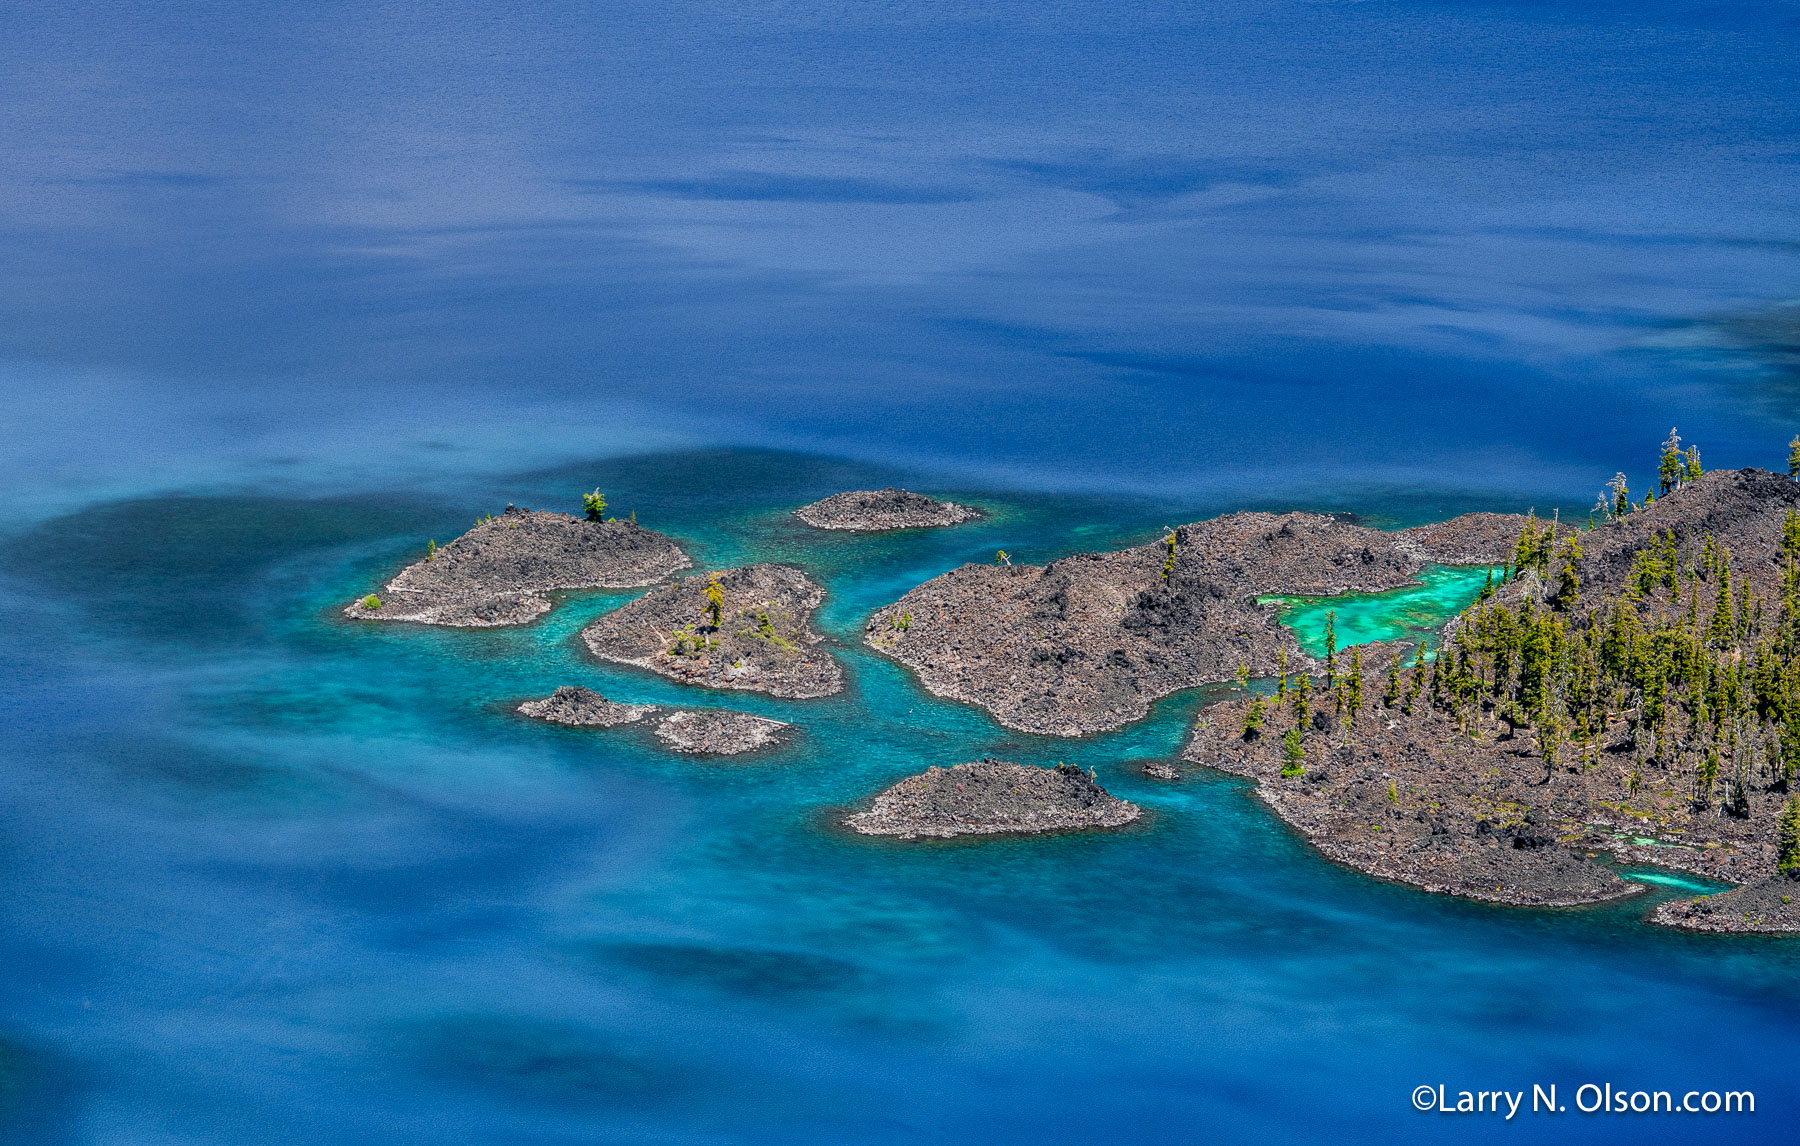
[793,488,983,531]
[517,685,655,727]
[516,686,790,756]
[346,504,690,627]
[581,563,843,699]
[844,758,1142,839]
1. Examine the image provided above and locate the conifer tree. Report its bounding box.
[1789,435,1800,480]
[1280,728,1305,778]
[1242,695,1267,741]
[1779,796,1800,877]
[1684,445,1702,483]
[1324,609,1338,688]
[703,574,725,629]
[1658,428,1684,494]
[583,489,608,522]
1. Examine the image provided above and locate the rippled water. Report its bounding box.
[3,450,1797,1144]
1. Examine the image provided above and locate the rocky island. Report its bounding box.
[345,504,689,627]
[844,758,1142,839]
[652,709,790,755]
[794,488,983,531]
[581,563,843,698]
[517,685,655,727]
[865,510,1526,735]
[1185,463,1800,926]
[518,687,792,755]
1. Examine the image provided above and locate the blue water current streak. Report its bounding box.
[1,451,1796,1144]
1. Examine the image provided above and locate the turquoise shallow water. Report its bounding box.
[1263,565,1501,660]
[1,450,1796,1144]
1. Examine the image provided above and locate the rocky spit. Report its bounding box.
[344,506,690,627]
[864,510,1525,736]
[581,563,843,699]
[1187,699,1652,906]
[517,685,655,727]
[844,758,1142,839]
[652,709,790,756]
[793,488,984,531]
[1655,876,1800,933]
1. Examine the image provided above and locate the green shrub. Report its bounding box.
[361,595,382,610]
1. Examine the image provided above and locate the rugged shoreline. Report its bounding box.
[1180,471,1800,925]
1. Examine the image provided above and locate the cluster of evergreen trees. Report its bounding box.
[1226,433,1800,875]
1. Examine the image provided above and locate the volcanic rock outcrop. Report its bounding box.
[581,563,843,699]
[516,685,655,727]
[865,510,1525,735]
[844,758,1141,839]
[345,506,689,627]
[794,488,983,531]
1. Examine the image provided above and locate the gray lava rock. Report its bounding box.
[346,506,690,627]
[581,563,843,699]
[865,510,1526,736]
[517,685,656,727]
[794,488,983,532]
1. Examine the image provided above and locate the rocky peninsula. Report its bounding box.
[652,709,790,756]
[1184,467,1800,923]
[794,488,983,531]
[581,563,843,699]
[517,685,655,727]
[844,758,1141,839]
[865,510,1525,735]
[345,505,690,627]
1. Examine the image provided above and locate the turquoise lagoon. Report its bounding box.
[1262,565,1501,661]
[1,451,1795,1145]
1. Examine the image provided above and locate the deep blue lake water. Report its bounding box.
[3,1,1799,1142]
